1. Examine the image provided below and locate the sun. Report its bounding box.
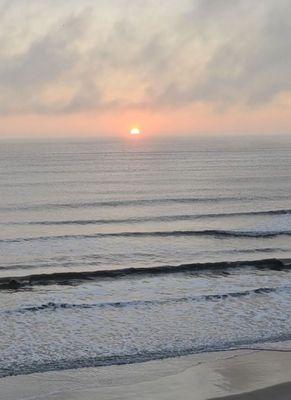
[130,127,141,135]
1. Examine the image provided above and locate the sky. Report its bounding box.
[0,0,291,138]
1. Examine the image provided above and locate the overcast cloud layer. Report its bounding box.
[0,0,290,115]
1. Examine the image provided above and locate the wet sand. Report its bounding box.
[211,382,291,399]
[1,346,291,399]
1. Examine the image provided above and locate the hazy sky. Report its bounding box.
[1,0,291,137]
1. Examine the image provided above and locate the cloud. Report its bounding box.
[0,0,290,115]
[155,0,291,108]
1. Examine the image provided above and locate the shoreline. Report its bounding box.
[2,338,291,379]
[2,344,291,400]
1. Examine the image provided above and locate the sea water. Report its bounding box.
[0,135,291,377]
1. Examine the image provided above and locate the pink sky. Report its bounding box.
[0,0,291,138]
[1,102,291,139]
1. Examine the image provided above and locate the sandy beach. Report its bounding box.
[1,346,291,400]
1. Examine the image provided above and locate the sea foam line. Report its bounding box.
[3,286,287,315]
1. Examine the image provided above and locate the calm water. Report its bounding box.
[0,136,291,377]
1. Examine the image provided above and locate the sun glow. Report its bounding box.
[130,127,141,135]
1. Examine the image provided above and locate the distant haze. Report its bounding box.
[0,0,291,137]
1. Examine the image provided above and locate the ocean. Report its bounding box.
[0,135,291,378]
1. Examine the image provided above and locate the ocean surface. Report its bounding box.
[0,135,291,378]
